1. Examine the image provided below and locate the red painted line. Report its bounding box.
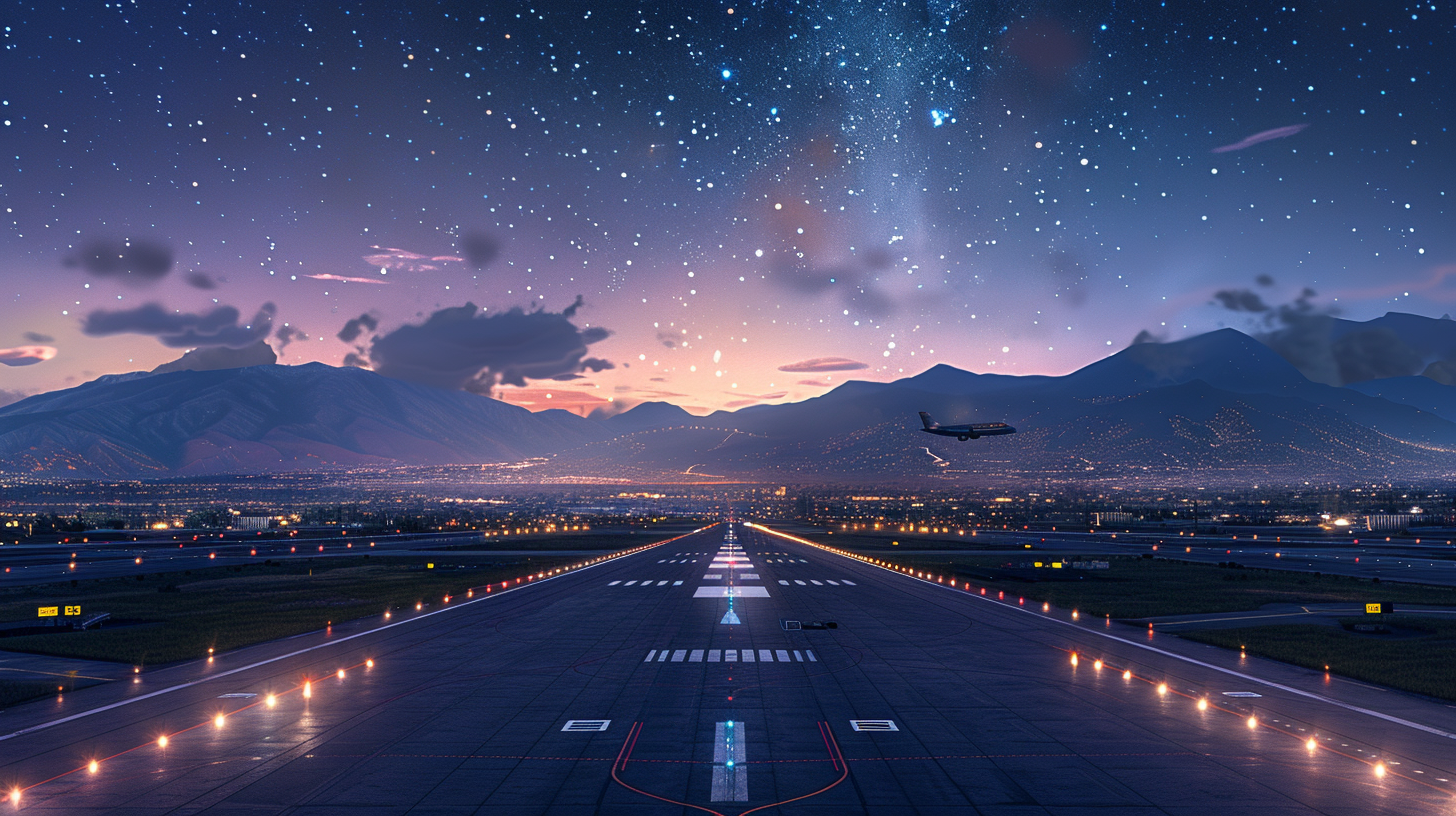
[609,722,727,816]
[622,720,643,769]
[819,721,840,773]
[739,721,849,816]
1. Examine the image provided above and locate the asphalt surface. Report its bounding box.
[1,521,1454,814]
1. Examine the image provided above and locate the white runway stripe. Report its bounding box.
[642,647,817,665]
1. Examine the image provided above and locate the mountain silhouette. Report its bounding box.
[4,324,1455,483]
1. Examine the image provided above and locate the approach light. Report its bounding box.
[214,713,225,728]
[1247,715,1258,730]
[1156,683,1168,696]
[158,735,169,748]
[1306,737,1317,752]
[1197,698,1208,711]
[266,694,277,707]
[1070,653,1078,666]
[88,759,99,774]
[303,681,312,699]
[1122,669,1132,681]
[1374,761,1386,778]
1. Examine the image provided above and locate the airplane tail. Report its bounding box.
[918,411,938,430]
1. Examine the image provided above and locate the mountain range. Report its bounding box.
[2,313,1454,484]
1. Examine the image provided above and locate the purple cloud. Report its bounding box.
[777,356,869,373]
[1212,124,1308,153]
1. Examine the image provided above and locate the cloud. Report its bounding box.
[1328,328,1424,384]
[459,232,501,269]
[306,273,390,285]
[1212,289,1271,312]
[22,332,54,343]
[337,313,379,343]
[81,302,276,348]
[1213,285,1427,386]
[64,238,174,283]
[0,345,57,366]
[797,379,834,387]
[1255,274,1275,287]
[366,297,613,393]
[273,325,307,354]
[363,246,463,273]
[151,340,277,374]
[1212,124,1308,153]
[1130,329,1166,345]
[0,389,30,408]
[185,272,217,290]
[777,356,869,373]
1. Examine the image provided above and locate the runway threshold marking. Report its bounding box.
[751,522,1456,744]
[0,528,701,743]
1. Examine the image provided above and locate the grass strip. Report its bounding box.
[1179,617,1456,702]
[819,535,1456,619]
[0,553,588,666]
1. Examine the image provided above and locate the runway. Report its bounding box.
[2,521,1454,814]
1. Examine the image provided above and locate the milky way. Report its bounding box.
[1,1,1451,413]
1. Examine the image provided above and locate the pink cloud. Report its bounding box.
[0,345,58,366]
[364,246,464,273]
[305,274,390,285]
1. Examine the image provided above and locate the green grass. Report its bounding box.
[0,679,66,709]
[1180,617,1456,701]
[0,553,597,666]
[819,533,1456,619]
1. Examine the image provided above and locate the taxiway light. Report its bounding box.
[1306,737,1317,752]
[384,611,392,620]
[1043,602,1050,612]
[214,713,226,728]
[1246,715,1258,730]
[158,735,169,748]
[89,759,99,774]
[1374,762,1387,778]
[303,681,312,699]
[135,557,142,564]
[366,658,374,668]
[1072,610,1079,620]
[266,694,277,707]
[1122,669,1132,681]
[1197,698,1208,711]
[1156,682,1168,696]
[416,602,423,611]
[210,552,216,559]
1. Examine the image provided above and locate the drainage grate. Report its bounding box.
[562,719,611,732]
[781,619,802,630]
[850,720,898,732]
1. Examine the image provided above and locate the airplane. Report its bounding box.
[918,411,1016,441]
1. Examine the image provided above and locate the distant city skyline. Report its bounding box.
[3,2,1452,414]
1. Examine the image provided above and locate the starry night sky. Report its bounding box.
[2,0,1452,415]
